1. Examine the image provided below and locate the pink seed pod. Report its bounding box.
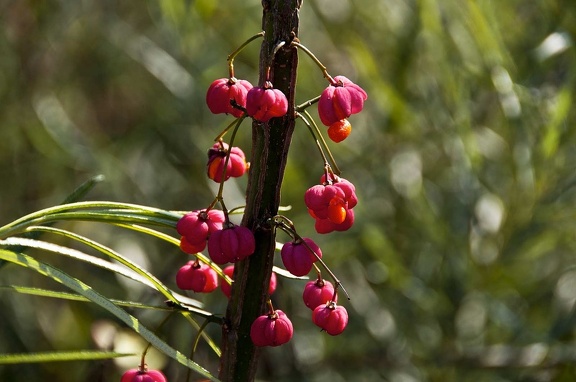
[208,225,256,264]
[314,208,355,234]
[312,301,349,336]
[206,142,248,183]
[304,184,346,220]
[281,238,322,277]
[250,309,293,347]
[176,260,218,293]
[322,175,358,210]
[176,209,225,251]
[220,265,277,298]
[303,278,337,310]
[206,77,253,117]
[245,82,288,122]
[306,174,358,232]
[268,271,277,295]
[318,75,367,126]
[121,367,167,382]
[219,265,235,298]
[179,236,205,255]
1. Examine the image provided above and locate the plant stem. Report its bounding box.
[291,41,336,84]
[302,110,341,175]
[227,32,265,78]
[218,1,301,381]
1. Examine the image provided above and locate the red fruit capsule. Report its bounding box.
[250,309,293,347]
[208,225,256,264]
[219,265,235,298]
[206,142,248,183]
[312,301,348,336]
[176,209,225,252]
[245,81,288,122]
[176,260,218,293]
[314,208,355,234]
[318,75,367,126]
[281,238,322,277]
[121,367,167,382]
[306,174,358,233]
[179,236,205,255]
[206,77,253,117]
[303,278,337,310]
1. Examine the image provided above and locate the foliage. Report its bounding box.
[1,0,576,381]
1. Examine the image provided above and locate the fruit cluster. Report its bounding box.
[121,32,366,379]
[176,35,366,345]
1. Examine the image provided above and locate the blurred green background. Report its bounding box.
[1,0,576,381]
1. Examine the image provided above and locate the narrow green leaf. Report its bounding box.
[2,234,216,320]
[0,201,182,239]
[61,175,106,204]
[0,175,106,267]
[0,351,133,364]
[0,248,220,382]
[0,237,222,355]
[0,285,174,311]
[115,223,233,284]
[272,266,309,280]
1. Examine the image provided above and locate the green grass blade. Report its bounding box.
[114,223,233,284]
[0,248,220,382]
[2,234,217,320]
[0,201,182,239]
[23,227,179,302]
[0,351,133,364]
[0,285,174,311]
[61,175,106,204]
[0,175,106,267]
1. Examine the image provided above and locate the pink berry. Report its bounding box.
[208,225,255,264]
[268,271,277,295]
[176,209,225,252]
[245,81,288,122]
[321,174,358,209]
[206,77,253,118]
[219,265,235,298]
[305,174,357,233]
[312,302,348,336]
[281,238,321,277]
[206,142,248,183]
[313,208,355,234]
[318,75,367,126]
[220,265,277,298]
[179,236,205,255]
[303,278,336,310]
[176,260,218,293]
[121,368,167,382]
[250,309,293,347]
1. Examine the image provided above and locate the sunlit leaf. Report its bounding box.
[0,248,219,382]
[0,351,133,364]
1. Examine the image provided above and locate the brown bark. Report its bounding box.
[218,1,302,381]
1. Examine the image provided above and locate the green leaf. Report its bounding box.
[272,266,309,280]
[0,201,182,239]
[0,248,220,382]
[0,235,222,355]
[0,285,175,311]
[1,234,216,319]
[114,223,233,285]
[61,175,106,204]
[0,351,133,364]
[0,175,105,267]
